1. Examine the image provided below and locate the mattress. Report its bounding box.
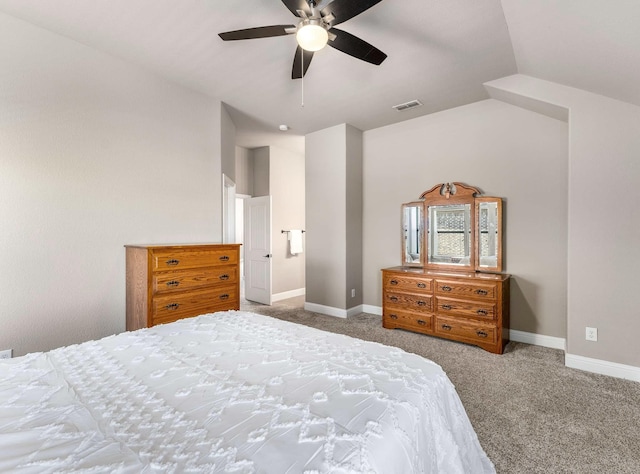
[0,311,494,473]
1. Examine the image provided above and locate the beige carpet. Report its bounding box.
[241,298,640,474]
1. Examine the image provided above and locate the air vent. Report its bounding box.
[392,99,423,112]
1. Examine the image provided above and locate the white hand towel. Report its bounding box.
[288,230,304,255]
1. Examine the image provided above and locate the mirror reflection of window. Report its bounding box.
[478,202,498,267]
[428,204,471,265]
[403,205,422,264]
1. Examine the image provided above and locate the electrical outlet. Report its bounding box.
[586,327,598,342]
[0,349,13,359]
[351,289,356,298]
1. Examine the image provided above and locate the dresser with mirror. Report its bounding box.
[383,183,510,354]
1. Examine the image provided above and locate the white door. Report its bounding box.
[244,196,272,304]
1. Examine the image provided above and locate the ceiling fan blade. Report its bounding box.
[321,0,384,26]
[219,25,296,41]
[328,28,387,65]
[281,0,312,18]
[292,46,314,79]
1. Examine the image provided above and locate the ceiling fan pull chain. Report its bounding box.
[301,48,305,108]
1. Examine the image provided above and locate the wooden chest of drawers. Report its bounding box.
[382,266,510,354]
[126,244,241,330]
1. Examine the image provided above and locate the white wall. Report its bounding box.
[362,99,569,338]
[0,13,227,356]
[486,74,640,370]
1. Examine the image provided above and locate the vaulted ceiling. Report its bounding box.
[1,0,638,154]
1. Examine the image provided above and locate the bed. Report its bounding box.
[0,311,494,473]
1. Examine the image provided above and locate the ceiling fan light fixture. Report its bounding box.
[296,21,329,51]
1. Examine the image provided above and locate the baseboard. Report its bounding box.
[304,302,370,319]
[509,329,566,350]
[272,288,305,302]
[565,353,640,383]
[362,304,382,316]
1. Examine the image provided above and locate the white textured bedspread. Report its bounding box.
[0,311,494,473]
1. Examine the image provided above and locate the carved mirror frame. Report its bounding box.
[422,182,478,272]
[400,182,503,272]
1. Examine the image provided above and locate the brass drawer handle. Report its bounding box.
[166,259,180,266]
[219,294,230,300]
[219,255,230,262]
[442,304,452,310]
[417,319,427,325]
[441,285,452,292]
[475,289,488,296]
[165,303,180,311]
[390,279,399,285]
[390,296,399,302]
[389,314,398,320]
[477,309,488,316]
[441,324,452,331]
[219,274,230,280]
[477,330,488,338]
[417,282,426,289]
[417,300,427,307]
[166,280,180,288]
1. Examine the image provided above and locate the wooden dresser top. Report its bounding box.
[383,266,510,282]
[125,243,241,250]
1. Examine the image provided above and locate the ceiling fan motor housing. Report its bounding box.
[218,0,387,78]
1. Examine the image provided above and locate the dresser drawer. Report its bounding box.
[151,248,238,271]
[127,244,242,331]
[434,279,497,300]
[384,309,432,332]
[153,266,238,294]
[383,273,432,293]
[435,316,497,344]
[384,292,432,312]
[152,285,237,322]
[435,296,496,320]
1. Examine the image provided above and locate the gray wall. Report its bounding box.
[486,74,640,369]
[345,126,363,307]
[362,99,569,339]
[235,146,253,196]
[221,104,236,183]
[306,125,347,309]
[253,147,270,197]
[0,13,227,356]
[306,124,363,312]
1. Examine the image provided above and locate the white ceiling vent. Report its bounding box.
[392,99,423,111]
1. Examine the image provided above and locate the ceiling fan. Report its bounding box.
[218,0,387,79]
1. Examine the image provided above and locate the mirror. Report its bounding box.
[401,182,503,273]
[428,203,472,267]
[476,198,502,271]
[401,202,424,266]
